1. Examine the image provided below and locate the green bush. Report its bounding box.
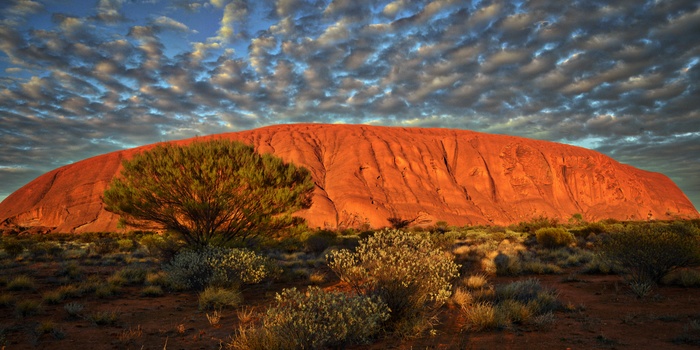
[231,287,388,350]
[600,223,700,284]
[327,229,459,335]
[165,246,279,290]
[535,227,575,248]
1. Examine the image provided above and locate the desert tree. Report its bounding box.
[103,139,314,247]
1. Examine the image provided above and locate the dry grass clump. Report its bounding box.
[461,278,560,331]
[7,275,36,291]
[198,286,242,310]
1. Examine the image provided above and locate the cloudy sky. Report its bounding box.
[1,0,699,210]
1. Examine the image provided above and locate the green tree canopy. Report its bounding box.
[103,139,314,246]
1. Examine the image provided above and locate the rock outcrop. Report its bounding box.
[1,124,698,233]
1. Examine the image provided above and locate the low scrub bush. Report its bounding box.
[230,287,389,350]
[165,246,279,290]
[535,227,575,248]
[327,229,459,335]
[600,223,700,284]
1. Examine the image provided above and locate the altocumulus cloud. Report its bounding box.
[0,0,699,209]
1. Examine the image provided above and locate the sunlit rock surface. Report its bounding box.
[1,124,697,233]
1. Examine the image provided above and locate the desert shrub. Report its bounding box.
[662,269,700,287]
[535,227,575,249]
[35,320,65,340]
[165,246,279,290]
[15,299,42,318]
[600,223,700,284]
[327,229,459,335]
[198,286,242,310]
[1,238,25,258]
[230,287,389,350]
[116,238,136,252]
[64,302,84,318]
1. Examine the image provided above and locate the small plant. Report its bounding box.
[15,299,42,318]
[464,302,499,331]
[145,271,169,287]
[57,261,84,280]
[451,287,472,309]
[140,285,164,297]
[535,227,575,249]
[117,325,143,343]
[95,282,120,298]
[109,266,147,286]
[198,286,242,310]
[42,290,65,305]
[206,310,222,327]
[35,320,66,339]
[0,293,15,307]
[462,278,560,331]
[237,306,256,324]
[308,271,326,285]
[7,275,36,291]
[64,302,85,318]
[230,287,388,350]
[662,269,700,287]
[88,309,121,326]
[464,274,489,290]
[629,281,653,298]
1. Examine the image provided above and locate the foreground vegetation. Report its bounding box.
[1,218,699,348]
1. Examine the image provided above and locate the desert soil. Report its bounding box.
[2,260,700,350]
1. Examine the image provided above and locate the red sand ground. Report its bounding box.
[2,263,699,350]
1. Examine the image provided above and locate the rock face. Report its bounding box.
[1,124,698,233]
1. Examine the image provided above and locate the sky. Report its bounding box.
[0,0,699,211]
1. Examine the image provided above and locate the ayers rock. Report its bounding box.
[1,124,698,233]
